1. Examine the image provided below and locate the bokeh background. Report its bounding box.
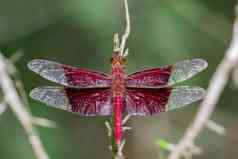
[0,0,238,158]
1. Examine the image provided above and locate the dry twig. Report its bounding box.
[119,0,131,57]
[0,53,49,159]
[168,3,238,159]
[105,115,131,159]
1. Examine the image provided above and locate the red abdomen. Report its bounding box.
[111,62,125,145]
[114,95,123,145]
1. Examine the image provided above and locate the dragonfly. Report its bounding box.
[28,52,207,146]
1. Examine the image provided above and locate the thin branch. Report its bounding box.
[122,114,132,124]
[7,51,56,129]
[6,53,35,112]
[106,115,132,159]
[168,3,238,159]
[105,119,124,159]
[0,53,49,159]
[119,0,131,57]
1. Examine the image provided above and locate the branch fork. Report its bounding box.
[168,2,238,159]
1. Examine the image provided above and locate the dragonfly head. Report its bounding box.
[111,52,126,66]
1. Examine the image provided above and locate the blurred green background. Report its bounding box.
[0,0,238,158]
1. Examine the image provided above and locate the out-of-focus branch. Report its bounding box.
[0,101,7,115]
[32,117,57,128]
[156,139,202,157]
[0,53,49,159]
[168,3,238,159]
[206,120,226,135]
[10,50,24,64]
[6,51,56,129]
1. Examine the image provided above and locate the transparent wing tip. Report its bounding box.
[192,58,208,71]
[29,86,69,110]
[169,58,208,85]
[27,59,45,73]
[167,86,206,111]
[29,87,45,101]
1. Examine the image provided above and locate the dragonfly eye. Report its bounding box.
[110,58,116,64]
[111,57,126,65]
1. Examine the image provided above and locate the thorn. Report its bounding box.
[123,48,129,57]
[123,126,131,131]
[118,139,126,156]
[122,114,132,124]
[206,120,226,135]
[105,121,112,137]
[32,117,57,128]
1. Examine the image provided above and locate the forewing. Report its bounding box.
[30,87,113,116]
[28,59,111,88]
[125,86,205,116]
[126,59,207,88]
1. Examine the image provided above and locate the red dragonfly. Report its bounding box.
[28,53,207,146]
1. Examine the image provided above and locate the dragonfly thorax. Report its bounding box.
[111,62,126,97]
